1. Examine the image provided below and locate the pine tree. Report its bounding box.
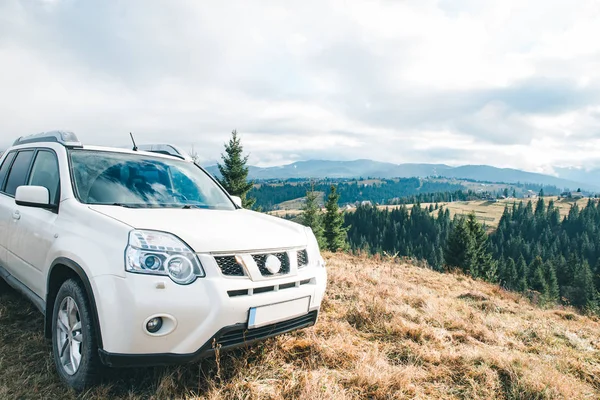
[535,197,545,216]
[465,213,497,281]
[594,258,600,297]
[571,260,597,309]
[217,130,255,208]
[529,256,547,294]
[323,185,347,252]
[543,260,560,302]
[444,217,473,272]
[300,185,325,248]
[502,257,518,290]
[516,255,528,292]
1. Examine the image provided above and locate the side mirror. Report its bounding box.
[231,195,243,208]
[15,186,54,209]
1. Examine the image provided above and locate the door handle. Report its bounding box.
[12,210,21,220]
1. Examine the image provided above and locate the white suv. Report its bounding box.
[0,131,326,390]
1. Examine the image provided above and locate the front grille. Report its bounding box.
[253,252,290,276]
[227,279,312,297]
[215,311,318,349]
[215,256,245,276]
[297,249,309,268]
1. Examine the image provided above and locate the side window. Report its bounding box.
[4,150,34,196]
[0,151,17,192]
[29,151,60,204]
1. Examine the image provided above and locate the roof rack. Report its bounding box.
[13,131,82,148]
[137,144,193,161]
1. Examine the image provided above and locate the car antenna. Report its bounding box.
[129,132,138,151]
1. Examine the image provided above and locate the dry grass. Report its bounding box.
[275,192,326,211]
[1,253,600,399]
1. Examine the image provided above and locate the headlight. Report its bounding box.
[125,230,205,284]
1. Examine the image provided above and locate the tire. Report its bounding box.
[52,279,102,391]
[0,276,10,294]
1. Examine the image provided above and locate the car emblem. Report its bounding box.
[264,254,282,274]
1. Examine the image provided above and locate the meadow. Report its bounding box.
[1,252,599,399]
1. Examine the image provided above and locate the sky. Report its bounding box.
[1,0,600,174]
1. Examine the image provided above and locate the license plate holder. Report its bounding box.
[248,296,311,329]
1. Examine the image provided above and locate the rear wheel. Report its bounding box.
[52,279,101,391]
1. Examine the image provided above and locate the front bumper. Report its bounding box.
[92,259,326,361]
[98,310,318,367]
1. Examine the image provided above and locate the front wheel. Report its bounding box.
[0,276,8,292]
[52,279,101,391]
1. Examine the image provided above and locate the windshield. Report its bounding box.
[69,149,235,210]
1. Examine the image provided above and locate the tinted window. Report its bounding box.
[29,151,60,204]
[4,150,34,196]
[0,152,17,191]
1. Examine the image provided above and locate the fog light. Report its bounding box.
[146,317,163,333]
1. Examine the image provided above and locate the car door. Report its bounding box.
[6,149,60,297]
[0,151,17,268]
[1,149,35,283]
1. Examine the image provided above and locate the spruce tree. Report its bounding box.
[535,197,545,216]
[529,256,548,294]
[543,260,560,302]
[516,255,528,292]
[571,261,597,309]
[594,258,600,297]
[217,130,255,208]
[444,217,473,272]
[300,186,325,248]
[323,185,347,252]
[466,213,497,281]
[502,257,518,290]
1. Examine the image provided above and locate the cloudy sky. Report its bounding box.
[1,0,599,173]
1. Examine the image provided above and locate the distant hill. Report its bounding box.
[204,159,597,191]
[553,166,600,188]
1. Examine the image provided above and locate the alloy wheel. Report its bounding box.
[56,296,83,375]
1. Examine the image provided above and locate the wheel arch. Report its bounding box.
[45,258,103,349]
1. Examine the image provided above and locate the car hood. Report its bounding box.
[88,206,308,253]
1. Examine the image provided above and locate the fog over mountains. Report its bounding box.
[205,159,599,191]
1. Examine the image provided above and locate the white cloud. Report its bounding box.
[0,0,599,173]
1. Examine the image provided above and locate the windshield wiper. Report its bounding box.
[108,203,145,208]
[180,204,210,209]
[112,203,137,208]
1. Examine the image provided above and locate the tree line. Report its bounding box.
[250,179,569,211]
[250,178,467,210]
[342,199,600,313]
[491,198,599,310]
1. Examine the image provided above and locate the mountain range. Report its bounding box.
[204,159,599,191]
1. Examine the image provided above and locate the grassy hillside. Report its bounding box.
[1,253,599,399]
[275,192,326,211]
